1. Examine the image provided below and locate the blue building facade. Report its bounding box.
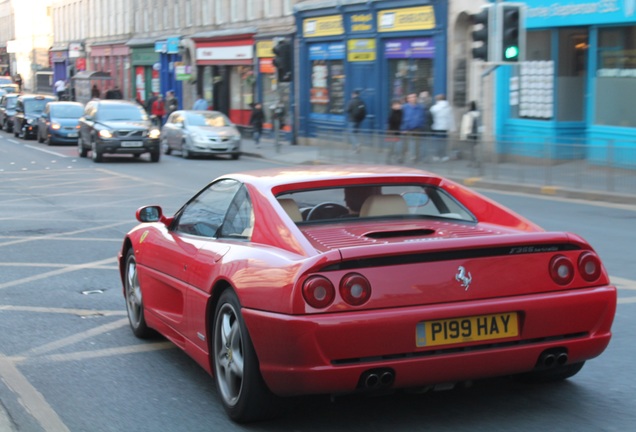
[295,0,448,137]
[497,0,636,167]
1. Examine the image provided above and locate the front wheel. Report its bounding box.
[150,150,160,163]
[124,249,153,338]
[91,139,103,163]
[213,289,280,422]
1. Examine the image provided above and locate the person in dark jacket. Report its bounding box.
[91,84,100,99]
[386,99,404,163]
[249,102,265,146]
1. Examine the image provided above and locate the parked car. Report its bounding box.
[78,99,161,163]
[161,110,241,159]
[0,76,13,86]
[0,93,19,132]
[0,83,19,94]
[37,101,84,145]
[119,165,617,423]
[13,94,56,139]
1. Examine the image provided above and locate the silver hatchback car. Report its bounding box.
[161,110,242,160]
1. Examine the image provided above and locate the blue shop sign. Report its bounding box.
[167,37,180,54]
[154,41,167,53]
[384,38,435,59]
[526,0,636,27]
[309,43,346,60]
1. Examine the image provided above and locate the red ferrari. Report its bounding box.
[119,165,616,422]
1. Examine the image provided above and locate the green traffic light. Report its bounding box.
[504,45,519,60]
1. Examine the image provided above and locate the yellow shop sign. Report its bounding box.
[303,15,344,37]
[378,6,436,32]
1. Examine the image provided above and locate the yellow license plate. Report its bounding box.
[415,312,518,348]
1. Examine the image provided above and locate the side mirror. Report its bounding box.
[136,205,163,223]
[402,192,430,208]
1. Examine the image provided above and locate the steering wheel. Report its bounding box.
[306,202,350,221]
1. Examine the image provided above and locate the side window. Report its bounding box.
[173,179,242,237]
[219,185,253,239]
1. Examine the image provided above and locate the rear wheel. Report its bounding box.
[38,130,44,143]
[213,289,280,422]
[162,138,172,155]
[181,142,191,159]
[124,249,153,338]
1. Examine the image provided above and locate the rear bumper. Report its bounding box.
[242,286,616,396]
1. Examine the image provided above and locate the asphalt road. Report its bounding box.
[1,134,635,431]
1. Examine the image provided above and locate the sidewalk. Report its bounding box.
[241,137,636,206]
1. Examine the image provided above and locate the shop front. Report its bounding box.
[191,30,256,127]
[155,37,182,110]
[498,0,636,166]
[296,0,447,138]
[254,38,293,133]
[88,41,130,99]
[128,40,160,106]
[50,47,69,86]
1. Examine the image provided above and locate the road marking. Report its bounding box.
[24,145,69,158]
[0,305,125,317]
[23,318,130,357]
[0,257,117,291]
[0,221,130,248]
[0,355,71,432]
[612,276,636,290]
[36,342,176,364]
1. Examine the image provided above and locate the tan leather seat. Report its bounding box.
[277,198,303,222]
[359,194,408,217]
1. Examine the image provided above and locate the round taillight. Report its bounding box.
[339,273,371,306]
[578,252,602,282]
[302,276,335,309]
[549,255,575,285]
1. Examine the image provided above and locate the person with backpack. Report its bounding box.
[346,90,366,153]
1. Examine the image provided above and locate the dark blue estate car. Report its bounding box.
[37,101,84,145]
[13,94,57,139]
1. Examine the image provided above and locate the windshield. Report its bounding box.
[0,77,13,85]
[97,104,148,121]
[50,105,84,118]
[5,97,17,109]
[186,112,231,127]
[24,98,54,114]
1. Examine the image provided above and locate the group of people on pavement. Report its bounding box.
[144,90,179,125]
[346,89,480,165]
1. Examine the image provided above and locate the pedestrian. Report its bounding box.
[193,94,208,110]
[460,101,480,166]
[249,102,265,146]
[166,90,179,116]
[400,93,426,162]
[386,99,403,163]
[145,92,158,115]
[151,94,165,126]
[345,89,367,153]
[91,84,100,99]
[54,79,67,100]
[14,74,22,92]
[429,94,455,161]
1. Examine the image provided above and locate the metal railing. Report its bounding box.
[310,126,636,197]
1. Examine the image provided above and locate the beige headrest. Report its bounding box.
[359,194,408,217]
[277,198,303,222]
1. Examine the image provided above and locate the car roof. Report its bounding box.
[18,94,56,100]
[48,101,83,107]
[226,165,444,192]
[94,100,139,106]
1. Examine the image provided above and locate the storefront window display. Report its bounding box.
[309,43,346,116]
[231,66,254,116]
[596,26,636,127]
[385,38,434,103]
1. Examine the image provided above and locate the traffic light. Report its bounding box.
[273,39,293,82]
[470,5,494,62]
[498,3,526,63]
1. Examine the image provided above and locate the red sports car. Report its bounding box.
[119,165,616,422]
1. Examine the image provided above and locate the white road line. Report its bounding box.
[23,318,130,357]
[0,305,125,317]
[23,145,69,158]
[0,221,130,248]
[36,342,176,364]
[0,355,71,432]
[612,276,636,291]
[0,257,117,290]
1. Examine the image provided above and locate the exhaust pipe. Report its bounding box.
[358,368,395,390]
[536,348,568,369]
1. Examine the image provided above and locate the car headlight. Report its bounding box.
[51,122,61,130]
[148,129,160,139]
[98,129,113,139]
[26,119,34,125]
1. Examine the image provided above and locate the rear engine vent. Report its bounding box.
[365,229,435,239]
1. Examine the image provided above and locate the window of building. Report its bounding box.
[174,0,181,28]
[512,30,552,120]
[215,0,226,24]
[310,60,345,115]
[202,1,212,25]
[556,27,587,121]
[596,26,636,127]
[185,0,192,27]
